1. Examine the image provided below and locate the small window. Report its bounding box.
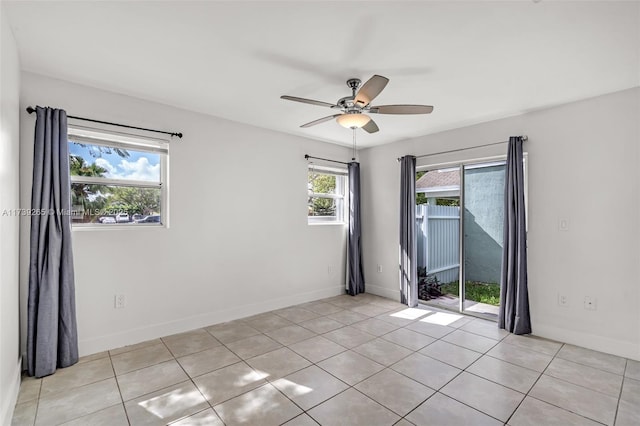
[67,125,168,227]
[308,166,347,224]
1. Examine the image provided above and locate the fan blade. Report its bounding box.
[354,75,389,107]
[369,104,434,114]
[301,114,343,128]
[281,95,335,108]
[362,119,379,134]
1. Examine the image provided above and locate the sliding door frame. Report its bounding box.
[417,153,527,319]
[458,167,466,313]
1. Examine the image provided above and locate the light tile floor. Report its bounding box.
[11,293,640,426]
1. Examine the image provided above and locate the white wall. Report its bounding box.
[0,6,22,425]
[360,88,640,360]
[19,73,352,357]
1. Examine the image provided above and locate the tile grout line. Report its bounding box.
[30,377,42,426]
[108,349,132,426]
[553,345,628,375]
[541,366,627,400]
[612,359,629,426]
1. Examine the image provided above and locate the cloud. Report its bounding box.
[95,158,117,175]
[97,157,160,182]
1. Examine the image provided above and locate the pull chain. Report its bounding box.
[352,128,356,161]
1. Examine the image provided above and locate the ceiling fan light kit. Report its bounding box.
[281,74,434,134]
[336,113,371,129]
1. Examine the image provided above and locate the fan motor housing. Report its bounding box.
[336,96,356,109]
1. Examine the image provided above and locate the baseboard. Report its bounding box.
[78,285,345,357]
[1,356,22,426]
[534,324,640,361]
[365,283,401,301]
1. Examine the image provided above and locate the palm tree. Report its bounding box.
[70,154,110,208]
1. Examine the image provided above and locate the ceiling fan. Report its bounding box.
[280,75,433,134]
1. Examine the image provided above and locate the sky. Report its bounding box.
[69,141,160,182]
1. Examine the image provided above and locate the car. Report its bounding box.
[132,214,144,222]
[99,216,116,224]
[138,215,160,223]
[115,213,129,223]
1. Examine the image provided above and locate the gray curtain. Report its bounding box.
[499,137,531,334]
[399,156,418,307]
[347,162,365,295]
[27,107,79,377]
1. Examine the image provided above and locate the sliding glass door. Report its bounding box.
[461,162,505,318]
[417,160,506,320]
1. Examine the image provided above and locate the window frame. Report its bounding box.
[67,124,169,229]
[307,165,348,225]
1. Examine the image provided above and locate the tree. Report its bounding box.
[436,198,460,207]
[416,171,428,205]
[104,187,160,216]
[308,172,337,216]
[69,155,110,218]
[71,142,130,159]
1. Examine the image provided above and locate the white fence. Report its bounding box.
[416,204,460,283]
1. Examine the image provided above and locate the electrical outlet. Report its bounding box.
[584,296,597,311]
[376,264,382,273]
[115,294,126,309]
[558,293,569,307]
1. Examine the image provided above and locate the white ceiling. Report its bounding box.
[4,1,639,148]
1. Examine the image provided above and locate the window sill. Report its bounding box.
[308,222,347,226]
[72,224,167,231]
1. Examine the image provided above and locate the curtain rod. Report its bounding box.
[397,135,528,162]
[305,154,350,165]
[26,106,183,138]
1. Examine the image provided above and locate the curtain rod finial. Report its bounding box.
[521,135,528,142]
[26,106,36,114]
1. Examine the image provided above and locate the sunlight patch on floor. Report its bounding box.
[419,311,464,326]
[271,378,313,397]
[138,385,204,420]
[389,308,431,320]
[215,386,283,424]
[235,370,268,387]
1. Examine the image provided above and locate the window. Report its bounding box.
[308,165,347,224]
[67,125,168,227]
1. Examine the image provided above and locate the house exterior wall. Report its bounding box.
[464,164,506,284]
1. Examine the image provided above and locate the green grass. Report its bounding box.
[439,281,501,306]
